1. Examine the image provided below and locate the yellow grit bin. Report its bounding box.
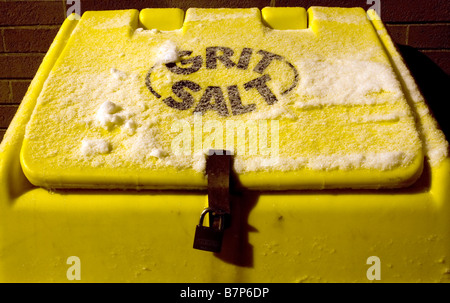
[0,7,449,282]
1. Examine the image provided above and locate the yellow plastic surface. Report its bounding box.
[261,7,307,29]
[19,7,424,190]
[139,8,184,30]
[0,7,449,283]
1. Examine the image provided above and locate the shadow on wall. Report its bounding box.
[398,44,450,140]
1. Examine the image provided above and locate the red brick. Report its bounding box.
[11,80,31,104]
[381,0,450,22]
[408,24,450,49]
[420,50,450,74]
[276,0,450,22]
[276,0,361,8]
[0,129,5,143]
[72,0,154,12]
[3,27,60,53]
[181,0,270,9]
[72,0,269,13]
[0,29,4,53]
[0,105,18,128]
[0,80,10,103]
[386,24,408,45]
[0,54,44,79]
[0,1,65,26]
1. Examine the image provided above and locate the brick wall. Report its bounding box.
[1,0,449,143]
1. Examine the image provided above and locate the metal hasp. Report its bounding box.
[193,150,232,252]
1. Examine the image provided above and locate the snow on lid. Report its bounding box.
[294,59,403,108]
[184,8,260,22]
[31,53,423,178]
[123,120,137,135]
[154,40,179,65]
[95,101,124,131]
[311,7,368,25]
[57,56,420,176]
[373,26,449,166]
[91,14,135,30]
[25,6,447,188]
[149,148,168,159]
[110,68,127,80]
[247,103,297,120]
[351,113,402,124]
[234,151,415,173]
[81,139,111,157]
[72,11,136,31]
